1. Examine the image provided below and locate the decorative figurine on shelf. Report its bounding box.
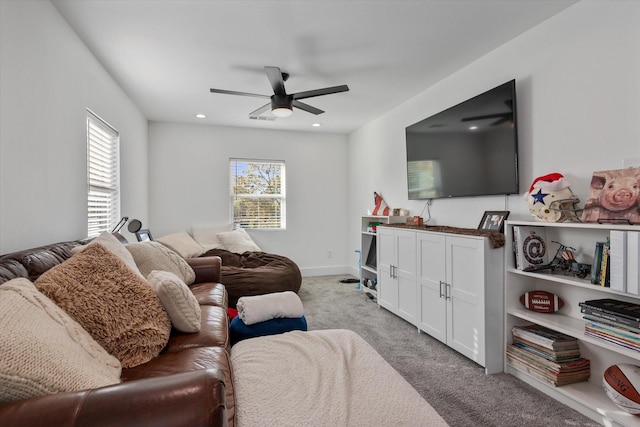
[372,191,390,216]
[524,173,583,223]
[523,240,591,279]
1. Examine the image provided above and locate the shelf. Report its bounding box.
[362,231,377,236]
[507,364,640,426]
[507,220,640,232]
[507,306,640,360]
[508,268,640,299]
[362,265,376,274]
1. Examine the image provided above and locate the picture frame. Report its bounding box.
[135,229,153,242]
[581,167,640,224]
[478,211,509,233]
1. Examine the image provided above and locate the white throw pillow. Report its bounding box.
[192,224,234,251]
[0,278,122,402]
[148,270,201,333]
[217,228,261,253]
[126,241,196,285]
[156,231,205,258]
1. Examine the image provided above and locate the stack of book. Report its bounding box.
[580,298,640,352]
[507,324,590,386]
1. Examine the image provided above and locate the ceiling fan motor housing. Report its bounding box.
[271,94,292,110]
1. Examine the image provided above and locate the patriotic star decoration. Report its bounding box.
[531,189,549,205]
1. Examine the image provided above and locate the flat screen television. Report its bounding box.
[406,80,519,200]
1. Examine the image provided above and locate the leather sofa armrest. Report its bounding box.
[187,256,222,284]
[0,369,227,427]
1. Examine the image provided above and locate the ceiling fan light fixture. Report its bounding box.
[272,107,293,117]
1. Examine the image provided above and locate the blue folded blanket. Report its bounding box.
[230,315,308,345]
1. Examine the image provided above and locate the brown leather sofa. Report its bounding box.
[0,240,234,427]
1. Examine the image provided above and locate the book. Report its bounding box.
[581,305,640,329]
[507,345,590,386]
[583,313,640,333]
[591,241,605,285]
[511,324,578,351]
[627,231,640,295]
[610,230,627,292]
[581,299,640,321]
[513,226,549,270]
[600,238,610,287]
[512,338,581,362]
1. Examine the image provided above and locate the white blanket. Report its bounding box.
[236,291,304,325]
[231,329,449,426]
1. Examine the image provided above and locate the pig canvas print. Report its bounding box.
[581,167,640,224]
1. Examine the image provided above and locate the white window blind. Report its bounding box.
[87,111,120,238]
[229,159,286,229]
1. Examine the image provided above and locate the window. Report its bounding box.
[229,159,285,229]
[87,111,120,238]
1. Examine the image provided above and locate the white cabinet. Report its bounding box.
[360,215,406,298]
[378,225,504,374]
[377,227,417,324]
[504,220,640,427]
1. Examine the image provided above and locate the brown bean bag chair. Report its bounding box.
[201,249,302,307]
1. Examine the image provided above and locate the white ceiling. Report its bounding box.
[51,0,577,134]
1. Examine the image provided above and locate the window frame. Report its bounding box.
[86,110,120,238]
[229,158,286,230]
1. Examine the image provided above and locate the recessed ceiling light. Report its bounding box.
[195,113,207,119]
[469,126,478,130]
[312,123,321,127]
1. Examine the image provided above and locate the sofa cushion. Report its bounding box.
[121,346,235,427]
[192,224,233,251]
[163,305,229,353]
[35,243,172,368]
[0,278,121,402]
[156,231,205,258]
[216,228,261,253]
[148,270,201,333]
[126,241,196,285]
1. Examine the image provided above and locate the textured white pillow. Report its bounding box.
[148,270,201,333]
[126,241,196,285]
[192,224,234,251]
[0,278,121,402]
[217,228,261,253]
[156,231,205,258]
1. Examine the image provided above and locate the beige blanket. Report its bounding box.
[231,329,449,426]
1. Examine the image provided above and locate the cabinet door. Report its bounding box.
[377,227,397,312]
[446,235,485,366]
[396,229,417,324]
[417,232,447,343]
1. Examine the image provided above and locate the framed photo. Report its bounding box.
[478,211,509,233]
[581,167,640,224]
[135,229,153,242]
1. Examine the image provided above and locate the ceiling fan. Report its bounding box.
[461,100,513,126]
[209,66,349,118]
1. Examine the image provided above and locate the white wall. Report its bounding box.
[0,0,149,253]
[347,0,640,269]
[148,122,349,275]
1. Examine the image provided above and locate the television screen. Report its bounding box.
[406,80,518,200]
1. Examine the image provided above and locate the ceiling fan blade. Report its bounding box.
[248,103,272,118]
[265,66,287,96]
[210,88,270,99]
[292,85,349,100]
[292,100,324,115]
[461,113,511,122]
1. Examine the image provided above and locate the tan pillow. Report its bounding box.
[192,224,234,251]
[0,278,121,402]
[217,228,261,253]
[35,243,171,368]
[148,270,201,333]
[156,231,205,258]
[126,241,196,285]
[74,231,143,278]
